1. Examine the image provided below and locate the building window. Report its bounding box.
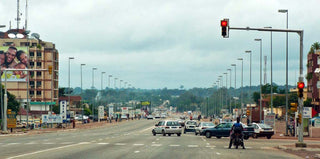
[36,91,41,95]
[36,71,42,77]
[30,71,34,77]
[29,91,34,95]
[36,62,41,67]
[29,52,34,57]
[37,51,42,57]
[30,62,34,67]
[30,81,35,88]
[36,81,42,88]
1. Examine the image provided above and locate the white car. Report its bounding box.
[147,115,154,120]
[152,120,182,136]
[251,123,274,139]
[184,120,197,133]
[195,122,215,135]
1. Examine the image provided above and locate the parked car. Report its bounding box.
[147,115,154,120]
[184,120,197,133]
[202,122,254,139]
[251,123,274,139]
[195,122,215,136]
[152,120,182,136]
[154,114,161,119]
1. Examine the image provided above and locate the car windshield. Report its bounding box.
[202,122,214,126]
[186,121,197,125]
[259,124,272,129]
[167,121,180,126]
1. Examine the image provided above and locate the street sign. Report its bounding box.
[109,106,114,117]
[60,100,67,120]
[7,110,16,128]
[121,107,129,114]
[264,113,275,128]
[303,107,312,118]
[98,106,104,119]
[42,114,62,123]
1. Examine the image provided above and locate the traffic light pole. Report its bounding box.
[227,26,305,147]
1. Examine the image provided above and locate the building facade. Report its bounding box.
[0,29,59,117]
[307,50,320,112]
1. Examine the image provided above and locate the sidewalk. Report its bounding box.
[0,119,136,136]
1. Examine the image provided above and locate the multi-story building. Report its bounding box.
[0,29,59,118]
[307,50,320,112]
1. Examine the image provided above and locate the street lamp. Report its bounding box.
[216,80,220,115]
[255,38,263,123]
[245,50,252,123]
[80,64,85,124]
[223,72,228,113]
[265,26,274,114]
[279,9,289,135]
[108,75,112,89]
[231,64,236,115]
[68,57,74,122]
[237,58,243,117]
[101,72,106,91]
[227,69,231,114]
[92,67,97,119]
[219,75,223,114]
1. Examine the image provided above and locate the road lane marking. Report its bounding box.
[133,144,144,146]
[7,142,90,159]
[151,144,162,147]
[139,126,154,133]
[169,145,180,147]
[97,143,109,145]
[206,145,216,148]
[115,143,126,146]
[25,142,36,145]
[134,151,140,153]
[188,145,199,147]
[216,152,221,155]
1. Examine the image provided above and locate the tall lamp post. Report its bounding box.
[216,80,220,115]
[265,26,274,114]
[223,72,228,113]
[237,58,243,117]
[227,69,231,114]
[219,75,223,114]
[80,64,85,124]
[279,9,289,135]
[92,67,97,120]
[68,57,74,125]
[101,72,106,91]
[255,38,263,123]
[231,64,236,116]
[245,50,252,123]
[108,75,112,89]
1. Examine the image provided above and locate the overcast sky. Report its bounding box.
[1,0,320,89]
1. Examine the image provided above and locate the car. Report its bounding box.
[184,120,197,133]
[195,122,215,136]
[202,122,254,139]
[154,114,161,119]
[152,120,182,136]
[147,115,154,120]
[251,123,274,139]
[160,113,167,118]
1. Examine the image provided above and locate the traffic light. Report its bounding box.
[290,103,298,112]
[297,82,305,98]
[221,19,229,38]
[48,65,53,75]
[246,110,250,116]
[297,113,302,124]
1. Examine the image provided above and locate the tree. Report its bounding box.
[304,98,312,107]
[84,108,92,116]
[252,92,260,104]
[52,105,60,114]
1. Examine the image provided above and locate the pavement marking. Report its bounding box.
[188,145,199,147]
[216,152,221,155]
[115,143,126,146]
[7,142,91,159]
[25,142,36,145]
[152,142,156,144]
[133,144,144,146]
[151,144,162,147]
[169,145,180,147]
[206,145,216,148]
[134,151,140,153]
[156,138,159,141]
[97,143,109,145]
[139,126,154,133]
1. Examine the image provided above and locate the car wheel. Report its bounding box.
[266,135,272,139]
[168,134,171,136]
[205,132,211,138]
[184,129,186,134]
[244,135,249,140]
[216,136,221,139]
[253,134,258,138]
[162,130,166,136]
[177,133,181,137]
[152,130,156,136]
[195,131,198,136]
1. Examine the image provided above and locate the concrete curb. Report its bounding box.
[278,145,320,152]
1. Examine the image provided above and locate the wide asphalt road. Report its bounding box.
[0,119,316,159]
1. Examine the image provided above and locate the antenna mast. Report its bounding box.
[25,0,28,30]
[16,0,20,30]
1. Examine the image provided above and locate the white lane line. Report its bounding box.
[133,144,144,146]
[97,143,109,145]
[188,145,199,147]
[134,151,140,153]
[216,152,221,155]
[156,138,159,141]
[206,143,210,145]
[61,142,73,145]
[169,145,180,147]
[25,142,36,145]
[206,145,216,148]
[115,143,126,146]
[7,142,90,159]
[151,144,162,147]
[152,142,156,144]
[139,126,154,133]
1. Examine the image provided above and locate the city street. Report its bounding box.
[1,119,317,159]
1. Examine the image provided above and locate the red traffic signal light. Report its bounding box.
[221,20,228,27]
[298,82,305,89]
[221,19,229,38]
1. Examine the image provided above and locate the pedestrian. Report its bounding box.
[198,115,201,121]
[72,119,75,129]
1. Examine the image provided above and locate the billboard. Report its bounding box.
[0,46,29,82]
[42,114,62,123]
[109,106,114,117]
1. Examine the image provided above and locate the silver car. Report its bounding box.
[152,120,182,136]
[195,122,215,135]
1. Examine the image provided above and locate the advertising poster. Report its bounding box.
[0,46,29,82]
[109,106,114,117]
[60,100,67,120]
[121,107,129,114]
